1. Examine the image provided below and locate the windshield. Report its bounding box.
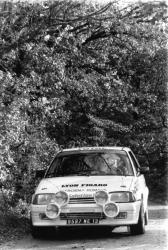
[45,151,134,178]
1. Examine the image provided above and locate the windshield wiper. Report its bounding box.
[76,171,91,176]
[45,173,56,178]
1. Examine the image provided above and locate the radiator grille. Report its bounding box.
[60,212,106,220]
[69,197,95,204]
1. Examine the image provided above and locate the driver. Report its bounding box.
[103,153,126,175]
[84,155,109,174]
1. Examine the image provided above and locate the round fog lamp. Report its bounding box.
[103,202,119,218]
[45,203,60,219]
[94,190,108,205]
[55,191,69,206]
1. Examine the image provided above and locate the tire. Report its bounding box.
[130,205,146,235]
[30,225,43,238]
[30,219,44,238]
[145,208,149,225]
[30,219,55,239]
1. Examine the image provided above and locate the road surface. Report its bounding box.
[1,204,168,250]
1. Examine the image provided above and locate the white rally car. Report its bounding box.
[30,147,149,238]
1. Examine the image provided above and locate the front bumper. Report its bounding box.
[31,201,141,227]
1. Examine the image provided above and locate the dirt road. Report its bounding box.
[1,204,168,250]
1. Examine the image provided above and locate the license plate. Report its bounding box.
[67,218,99,224]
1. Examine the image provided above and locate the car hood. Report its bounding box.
[36,176,137,196]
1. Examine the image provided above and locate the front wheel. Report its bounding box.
[30,224,44,238]
[130,205,146,235]
[30,220,55,238]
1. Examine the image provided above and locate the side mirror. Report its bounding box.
[140,166,150,174]
[35,169,46,178]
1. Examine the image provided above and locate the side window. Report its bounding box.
[129,151,140,174]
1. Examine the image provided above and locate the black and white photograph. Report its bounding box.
[0,0,167,249]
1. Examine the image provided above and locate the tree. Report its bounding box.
[0,0,167,202]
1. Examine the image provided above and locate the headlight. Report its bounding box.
[110,192,135,203]
[45,203,60,219]
[103,202,119,218]
[32,191,69,206]
[94,190,108,205]
[32,193,56,205]
[55,191,69,206]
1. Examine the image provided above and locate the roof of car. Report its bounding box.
[57,146,131,156]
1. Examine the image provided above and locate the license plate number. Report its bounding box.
[67,218,99,224]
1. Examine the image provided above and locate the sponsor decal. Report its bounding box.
[62,183,108,188]
[69,193,93,198]
[72,146,107,151]
[64,189,85,192]
[133,180,139,193]
[64,188,107,194]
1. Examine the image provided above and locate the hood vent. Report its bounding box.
[69,197,95,204]
[60,212,105,220]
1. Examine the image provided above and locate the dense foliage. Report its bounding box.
[0,0,167,206]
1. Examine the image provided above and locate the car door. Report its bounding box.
[128,150,149,211]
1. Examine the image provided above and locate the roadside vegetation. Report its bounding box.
[0,0,167,242]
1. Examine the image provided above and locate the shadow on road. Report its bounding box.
[38,227,132,241]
